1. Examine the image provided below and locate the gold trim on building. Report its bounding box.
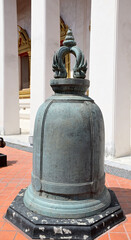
[18,18,71,99]
[60,17,68,42]
[18,25,31,55]
[60,17,71,78]
[18,26,31,99]
[19,88,30,99]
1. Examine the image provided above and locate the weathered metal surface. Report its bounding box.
[31,94,105,195]
[52,29,87,79]
[24,30,111,218]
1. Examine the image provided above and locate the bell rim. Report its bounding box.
[24,184,111,219]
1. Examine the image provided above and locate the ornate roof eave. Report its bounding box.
[60,17,68,42]
[18,25,31,55]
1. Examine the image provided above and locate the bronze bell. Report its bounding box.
[24,29,111,218]
[5,29,125,240]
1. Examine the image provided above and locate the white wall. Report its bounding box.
[114,0,131,157]
[89,0,118,157]
[90,0,131,157]
[60,0,91,78]
[0,0,4,133]
[30,0,60,137]
[0,0,19,135]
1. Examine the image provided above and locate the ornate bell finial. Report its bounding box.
[52,29,87,79]
[63,29,76,47]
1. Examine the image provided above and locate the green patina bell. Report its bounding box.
[24,29,111,218]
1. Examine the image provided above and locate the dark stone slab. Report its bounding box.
[5,188,125,240]
[0,153,7,167]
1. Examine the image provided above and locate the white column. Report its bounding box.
[114,0,131,157]
[0,0,20,135]
[30,0,60,139]
[89,0,131,158]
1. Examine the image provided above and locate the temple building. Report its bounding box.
[0,0,131,159]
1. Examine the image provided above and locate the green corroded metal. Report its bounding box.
[52,29,87,79]
[24,30,111,218]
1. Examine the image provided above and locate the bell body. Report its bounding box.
[24,78,111,218]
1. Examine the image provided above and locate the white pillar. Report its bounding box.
[30,0,60,139]
[0,0,20,135]
[114,0,131,157]
[89,0,131,158]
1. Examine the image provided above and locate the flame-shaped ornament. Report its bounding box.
[52,29,87,79]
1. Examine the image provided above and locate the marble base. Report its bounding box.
[5,189,125,240]
[0,153,7,167]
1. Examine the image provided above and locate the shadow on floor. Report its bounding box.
[7,160,17,166]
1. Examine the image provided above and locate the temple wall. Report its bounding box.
[17,0,31,38]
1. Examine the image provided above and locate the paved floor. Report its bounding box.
[0,146,131,240]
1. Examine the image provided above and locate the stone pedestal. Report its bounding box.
[5,188,125,240]
[0,153,7,167]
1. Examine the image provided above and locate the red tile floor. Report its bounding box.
[0,146,131,240]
